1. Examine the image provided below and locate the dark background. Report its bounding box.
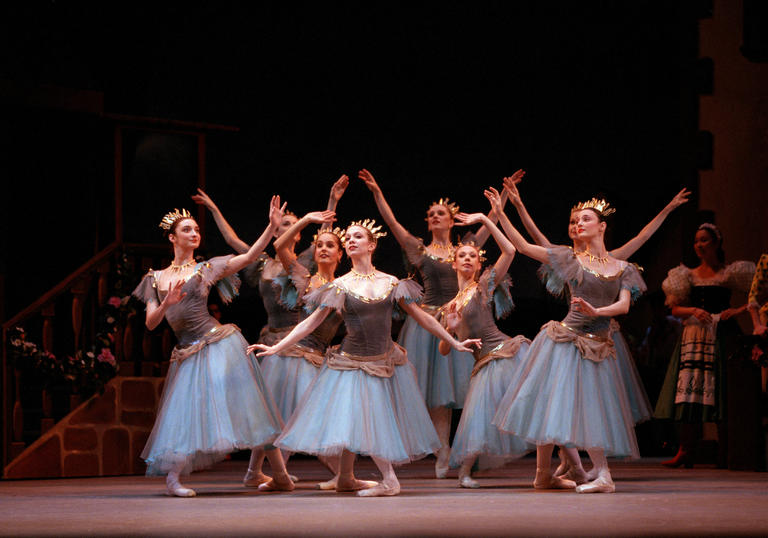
[1,2,704,369]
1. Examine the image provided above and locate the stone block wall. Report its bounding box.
[3,377,164,479]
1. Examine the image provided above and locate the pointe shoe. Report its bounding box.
[356,481,400,497]
[661,447,693,469]
[575,474,615,494]
[166,473,196,497]
[289,474,300,483]
[335,478,379,492]
[435,448,450,479]
[257,473,295,492]
[458,475,480,489]
[243,468,271,487]
[533,470,576,490]
[562,467,589,485]
[585,467,599,481]
[316,477,337,490]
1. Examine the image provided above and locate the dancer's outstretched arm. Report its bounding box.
[491,187,549,264]
[249,306,331,356]
[274,210,336,271]
[502,174,553,247]
[192,188,250,254]
[400,301,481,353]
[472,174,517,247]
[609,188,690,260]
[358,169,420,251]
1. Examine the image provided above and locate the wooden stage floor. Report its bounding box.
[2,457,767,536]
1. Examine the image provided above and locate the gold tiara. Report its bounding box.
[313,227,346,245]
[429,197,460,217]
[159,208,193,231]
[456,241,486,263]
[346,219,387,241]
[571,198,616,217]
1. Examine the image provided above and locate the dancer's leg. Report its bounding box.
[458,456,479,489]
[257,446,295,491]
[533,444,576,489]
[243,448,270,487]
[166,459,196,497]
[575,448,615,493]
[335,449,378,492]
[357,456,400,497]
[430,406,452,478]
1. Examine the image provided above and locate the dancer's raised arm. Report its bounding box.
[609,188,690,260]
[490,187,549,264]
[191,188,250,254]
[472,174,516,247]
[503,174,553,247]
[223,195,287,275]
[274,210,336,271]
[322,174,349,230]
[358,169,420,251]
[454,210,516,277]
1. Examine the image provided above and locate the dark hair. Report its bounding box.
[315,230,343,250]
[696,226,726,264]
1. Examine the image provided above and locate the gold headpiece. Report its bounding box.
[429,198,460,217]
[313,227,346,245]
[571,198,616,217]
[455,240,487,263]
[346,219,388,241]
[159,208,193,231]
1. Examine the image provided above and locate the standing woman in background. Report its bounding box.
[655,223,755,469]
[358,168,516,477]
[132,199,294,497]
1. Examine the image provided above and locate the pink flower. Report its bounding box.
[107,296,121,308]
[97,348,117,367]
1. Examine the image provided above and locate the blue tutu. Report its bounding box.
[450,343,534,469]
[612,325,652,424]
[493,328,639,458]
[398,316,474,409]
[141,331,283,476]
[276,361,440,464]
[259,353,321,422]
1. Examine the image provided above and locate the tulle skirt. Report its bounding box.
[613,330,652,424]
[276,361,441,464]
[259,353,321,422]
[398,315,474,409]
[141,332,282,476]
[450,344,534,469]
[493,329,639,458]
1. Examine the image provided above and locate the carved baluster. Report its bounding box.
[97,261,110,306]
[41,303,55,353]
[10,366,25,460]
[71,275,91,352]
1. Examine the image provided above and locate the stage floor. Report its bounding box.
[1,457,767,536]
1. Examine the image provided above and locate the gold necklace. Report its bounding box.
[350,268,377,280]
[170,259,196,272]
[429,241,454,253]
[453,281,478,313]
[576,250,609,265]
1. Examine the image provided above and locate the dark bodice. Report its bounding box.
[458,289,511,361]
[419,255,460,306]
[339,291,397,357]
[690,285,732,314]
[298,307,342,353]
[560,270,625,337]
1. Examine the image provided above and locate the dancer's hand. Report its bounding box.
[455,338,482,353]
[330,174,349,202]
[247,343,276,357]
[163,280,187,306]
[571,297,599,316]
[269,195,287,229]
[484,187,504,214]
[191,188,218,211]
[444,304,461,332]
[304,210,337,225]
[358,169,382,196]
[691,307,713,324]
[454,212,485,226]
[719,307,740,321]
[665,188,691,212]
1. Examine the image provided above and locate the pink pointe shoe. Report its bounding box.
[533,469,577,490]
[575,474,615,494]
[166,473,196,497]
[356,481,401,497]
